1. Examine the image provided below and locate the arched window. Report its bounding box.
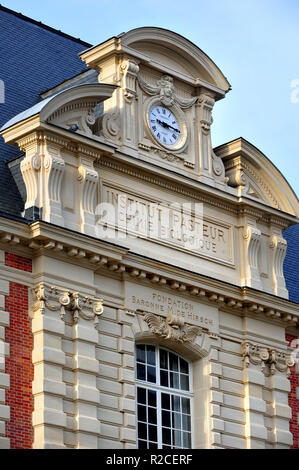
[136,344,193,449]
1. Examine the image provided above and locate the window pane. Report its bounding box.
[180,374,189,391]
[137,364,146,381]
[170,372,179,389]
[172,395,181,412]
[181,397,190,414]
[136,345,146,363]
[148,390,156,407]
[138,422,147,440]
[147,366,156,383]
[137,387,146,404]
[173,429,181,447]
[160,370,168,387]
[149,442,158,449]
[138,440,147,449]
[146,345,156,365]
[148,425,157,442]
[162,393,170,410]
[172,412,181,430]
[180,358,189,374]
[182,414,191,431]
[169,353,179,371]
[182,431,191,448]
[160,349,168,369]
[162,410,171,427]
[162,427,171,445]
[137,405,146,422]
[148,407,157,424]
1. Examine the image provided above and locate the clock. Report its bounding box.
[148,105,182,148]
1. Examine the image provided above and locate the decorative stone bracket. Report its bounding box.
[32,283,103,327]
[77,158,99,236]
[243,224,262,289]
[269,234,288,297]
[242,341,294,377]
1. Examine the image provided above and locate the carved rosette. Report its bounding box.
[143,312,201,343]
[32,283,104,328]
[242,341,294,377]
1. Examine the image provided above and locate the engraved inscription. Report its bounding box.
[100,187,232,262]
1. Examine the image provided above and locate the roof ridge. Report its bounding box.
[0,4,92,48]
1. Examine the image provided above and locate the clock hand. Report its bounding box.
[156,119,180,133]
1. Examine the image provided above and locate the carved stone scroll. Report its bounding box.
[143,312,201,343]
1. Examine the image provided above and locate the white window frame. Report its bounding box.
[135,343,194,449]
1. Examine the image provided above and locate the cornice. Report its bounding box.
[0,217,298,329]
[99,155,298,226]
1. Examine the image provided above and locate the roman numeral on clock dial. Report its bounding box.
[149,105,180,146]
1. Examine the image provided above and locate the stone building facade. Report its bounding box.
[0,7,298,449]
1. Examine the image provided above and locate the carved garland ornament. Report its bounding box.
[33,283,103,327]
[143,312,201,343]
[242,341,294,377]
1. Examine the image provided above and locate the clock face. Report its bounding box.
[149,105,180,147]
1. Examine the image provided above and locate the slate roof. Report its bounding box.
[0,5,91,216]
[283,224,299,303]
[0,5,298,302]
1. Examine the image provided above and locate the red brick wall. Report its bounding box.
[5,253,33,449]
[286,333,299,449]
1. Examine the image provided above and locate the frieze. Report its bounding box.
[125,282,219,333]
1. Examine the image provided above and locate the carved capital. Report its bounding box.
[242,341,294,377]
[32,283,103,327]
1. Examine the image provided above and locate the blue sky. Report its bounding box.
[2,0,299,196]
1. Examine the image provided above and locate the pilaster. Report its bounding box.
[196,93,226,186]
[31,284,68,448]
[242,342,268,448]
